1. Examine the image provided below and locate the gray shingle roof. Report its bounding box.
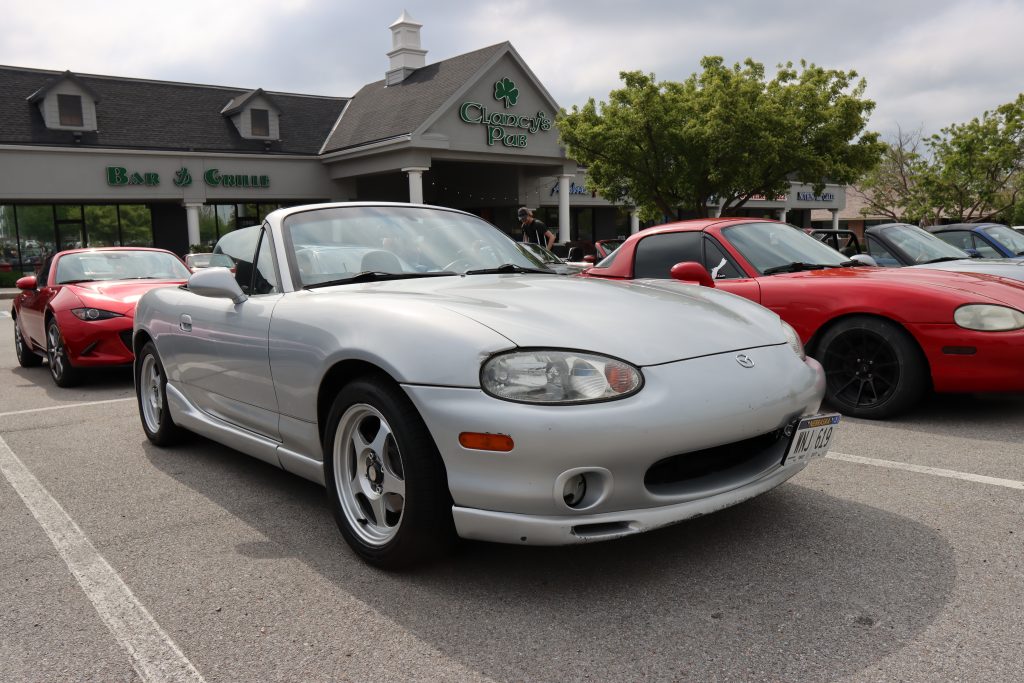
[0,66,347,155]
[322,43,507,153]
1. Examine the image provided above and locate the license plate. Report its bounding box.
[783,413,841,465]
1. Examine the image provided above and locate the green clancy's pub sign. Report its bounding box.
[106,166,270,188]
[458,77,552,148]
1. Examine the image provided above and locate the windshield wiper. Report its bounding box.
[762,262,837,275]
[57,279,94,285]
[303,270,455,289]
[465,263,553,275]
[922,256,968,264]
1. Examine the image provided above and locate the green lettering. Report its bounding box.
[238,175,250,187]
[259,175,270,187]
[129,172,145,185]
[106,167,128,185]
[221,174,236,187]
[487,126,504,146]
[459,102,483,124]
[144,172,159,186]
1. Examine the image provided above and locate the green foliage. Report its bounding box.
[0,271,22,287]
[856,128,932,223]
[557,57,883,219]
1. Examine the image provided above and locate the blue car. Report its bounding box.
[928,223,1024,259]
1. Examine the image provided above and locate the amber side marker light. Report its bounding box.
[459,432,515,452]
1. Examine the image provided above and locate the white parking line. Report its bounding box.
[0,434,206,683]
[0,397,134,419]
[0,310,11,319]
[826,451,1024,490]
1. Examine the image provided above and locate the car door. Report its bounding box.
[174,226,283,443]
[18,255,56,347]
[971,232,1005,258]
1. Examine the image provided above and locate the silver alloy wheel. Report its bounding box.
[139,353,163,433]
[14,321,24,357]
[333,403,406,546]
[47,323,64,379]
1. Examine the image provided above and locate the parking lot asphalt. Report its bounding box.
[0,312,1022,682]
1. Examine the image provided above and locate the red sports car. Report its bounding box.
[12,247,190,387]
[584,218,1024,419]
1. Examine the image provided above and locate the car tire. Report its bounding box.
[815,316,928,420]
[46,318,81,387]
[323,376,456,569]
[13,315,43,367]
[135,341,184,446]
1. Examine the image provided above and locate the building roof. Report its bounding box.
[0,66,348,154]
[321,43,507,153]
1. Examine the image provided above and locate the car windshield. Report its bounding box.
[983,225,1024,255]
[283,205,549,287]
[187,254,212,267]
[721,222,848,273]
[55,250,190,284]
[599,240,623,252]
[518,242,560,265]
[881,224,968,263]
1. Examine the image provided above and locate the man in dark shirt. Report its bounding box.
[519,207,555,249]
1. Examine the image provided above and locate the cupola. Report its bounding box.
[386,10,427,86]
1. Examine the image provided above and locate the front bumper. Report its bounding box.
[909,323,1024,392]
[55,309,134,367]
[404,344,826,544]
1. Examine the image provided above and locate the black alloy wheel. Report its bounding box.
[816,316,928,420]
[13,315,43,367]
[46,319,81,387]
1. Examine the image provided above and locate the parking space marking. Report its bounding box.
[0,434,206,683]
[827,451,1024,490]
[0,397,134,419]
[0,310,10,318]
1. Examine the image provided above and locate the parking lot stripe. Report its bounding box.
[826,451,1024,490]
[0,434,206,683]
[0,397,134,419]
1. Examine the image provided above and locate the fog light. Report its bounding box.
[562,474,587,507]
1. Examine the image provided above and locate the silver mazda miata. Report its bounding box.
[133,203,837,568]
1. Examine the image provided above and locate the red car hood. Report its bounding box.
[774,267,1024,307]
[69,279,185,314]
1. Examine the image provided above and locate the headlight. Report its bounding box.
[71,308,123,321]
[780,320,806,358]
[481,350,643,404]
[954,304,1024,331]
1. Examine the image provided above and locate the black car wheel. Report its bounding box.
[324,376,455,569]
[815,316,928,420]
[135,341,184,446]
[46,319,81,387]
[13,315,43,368]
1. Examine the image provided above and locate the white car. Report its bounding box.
[133,202,835,568]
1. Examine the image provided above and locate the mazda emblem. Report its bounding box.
[735,354,754,368]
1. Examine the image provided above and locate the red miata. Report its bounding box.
[583,218,1024,419]
[12,247,190,386]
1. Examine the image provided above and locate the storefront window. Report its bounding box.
[119,205,153,246]
[55,205,82,221]
[17,206,56,273]
[216,205,236,234]
[198,205,218,249]
[85,206,120,247]
[1,205,18,272]
[237,203,259,228]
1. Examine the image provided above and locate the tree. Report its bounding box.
[920,94,1024,222]
[557,57,883,220]
[854,127,932,223]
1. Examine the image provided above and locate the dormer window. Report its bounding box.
[58,94,84,126]
[221,88,281,142]
[251,108,270,137]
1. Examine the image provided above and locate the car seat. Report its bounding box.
[360,250,403,273]
[56,257,86,283]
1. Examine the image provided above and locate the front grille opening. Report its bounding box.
[571,521,635,539]
[119,330,133,352]
[644,430,784,494]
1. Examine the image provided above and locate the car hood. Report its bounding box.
[774,266,1024,307]
[320,274,789,366]
[907,259,1024,282]
[69,279,186,313]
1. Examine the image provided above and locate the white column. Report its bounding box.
[403,167,429,204]
[830,208,840,230]
[557,174,572,243]
[184,202,202,248]
[630,211,640,235]
[777,208,788,223]
[711,204,722,218]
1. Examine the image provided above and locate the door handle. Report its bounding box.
[179,314,193,332]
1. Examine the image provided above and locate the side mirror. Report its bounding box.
[187,267,247,304]
[850,254,878,267]
[669,261,715,288]
[583,255,595,264]
[965,248,982,259]
[15,275,37,290]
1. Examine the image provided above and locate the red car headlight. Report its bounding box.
[71,308,124,321]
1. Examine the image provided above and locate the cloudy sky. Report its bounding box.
[2,0,1022,139]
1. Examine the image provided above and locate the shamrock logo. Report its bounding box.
[494,77,519,108]
[173,167,193,187]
